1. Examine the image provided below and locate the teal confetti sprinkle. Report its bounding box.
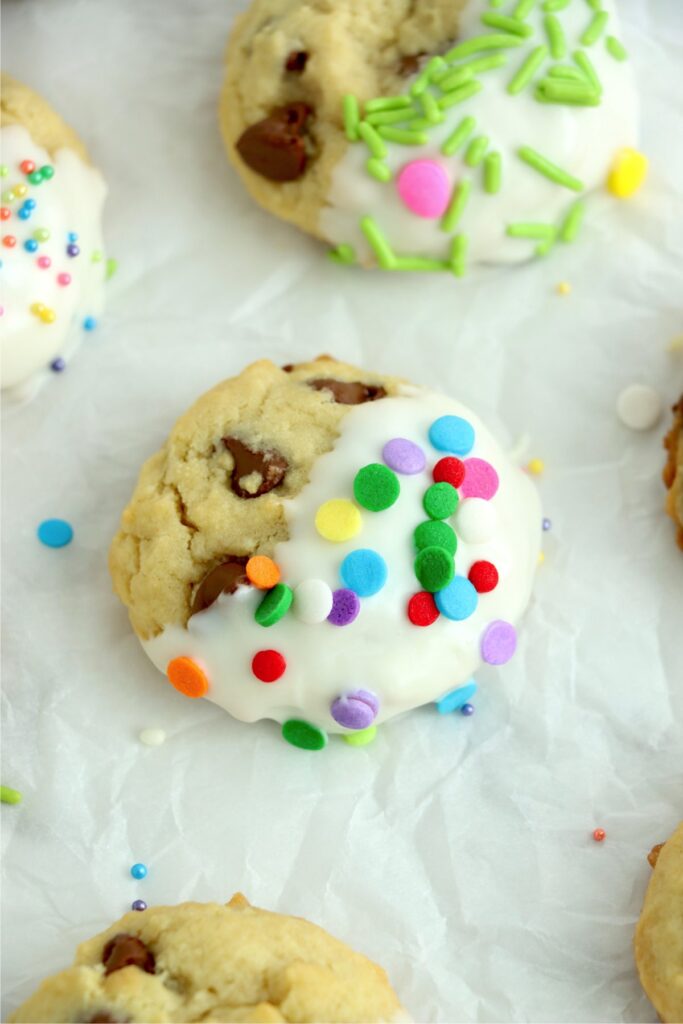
[507,44,548,94]
[376,126,428,145]
[605,35,628,60]
[544,13,566,58]
[518,145,584,191]
[465,135,489,167]
[481,12,533,37]
[328,244,356,266]
[343,95,360,141]
[445,33,524,63]
[360,217,395,269]
[438,80,483,110]
[484,151,502,194]
[581,9,608,46]
[441,116,476,156]
[441,178,472,233]
[358,121,387,158]
[559,200,586,242]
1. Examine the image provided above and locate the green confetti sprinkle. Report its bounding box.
[343,95,360,141]
[420,91,442,124]
[544,13,566,58]
[507,222,557,239]
[415,545,455,591]
[414,520,458,555]
[535,78,601,104]
[438,80,483,110]
[445,33,524,63]
[358,121,387,158]
[559,200,586,242]
[354,463,400,511]
[328,244,356,265]
[343,726,377,746]
[514,0,537,17]
[450,234,469,277]
[364,96,412,113]
[441,178,472,233]
[441,116,477,156]
[376,126,428,145]
[367,158,392,182]
[484,151,502,194]
[0,786,22,805]
[360,216,395,270]
[393,256,451,272]
[542,0,570,9]
[366,107,419,127]
[465,135,490,167]
[255,584,293,627]
[605,35,628,60]
[574,49,602,92]
[481,12,533,37]
[548,64,584,80]
[282,719,327,751]
[105,257,118,280]
[508,44,549,94]
[581,9,608,46]
[518,145,584,191]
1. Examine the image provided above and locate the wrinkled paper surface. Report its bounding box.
[2,0,683,1020]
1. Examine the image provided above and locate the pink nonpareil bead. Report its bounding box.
[57,272,71,286]
[37,256,51,269]
[396,159,451,219]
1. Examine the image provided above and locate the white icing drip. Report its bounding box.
[143,388,541,734]
[0,125,107,398]
[319,0,638,266]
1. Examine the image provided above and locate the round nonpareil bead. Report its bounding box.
[435,576,478,621]
[414,545,454,593]
[468,560,499,593]
[20,160,36,174]
[353,463,400,511]
[382,437,426,475]
[340,548,387,597]
[331,689,379,730]
[131,900,147,912]
[251,649,286,682]
[461,703,475,716]
[83,315,97,330]
[24,239,38,253]
[282,719,327,750]
[57,273,71,286]
[423,481,459,520]
[435,680,477,714]
[407,591,440,627]
[460,458,499,500]
[166,656,209,698]
[327,588,360,626]
[481,620,517,665]
[454,498,497,543]
[428,415,475,456]
[130,863,147,880]
[413,519,457,556]
[396,160,451,219]
[433,456,465,489]
[37,256,51,269]
[293,579,334,624]
[66,243,80,257]
[315,499,362,542]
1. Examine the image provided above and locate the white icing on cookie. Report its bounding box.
[320,0,638,267]
[1,125,107,400]
[143,388,541,736]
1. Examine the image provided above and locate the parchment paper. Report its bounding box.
[2,0,683,1020]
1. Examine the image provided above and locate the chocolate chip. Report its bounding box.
[308,379,387,405]
[191,558,249,616]
[285,50,308,73]
[79,1014,130,1023]
[236,103,311,182]
[397,52,427,77]
[648,842,665,869]
[102,934,155,977]
[282,364,295,373]
[222,436,288,498]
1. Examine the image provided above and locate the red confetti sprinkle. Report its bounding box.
[0,207,10,221]
[593,828,606,842]
[407,591,440,627]
[468,560,499,593]
[20,159,36,175]
[433,456,465,489]
[251,649,286,683]
[2,235,17,248]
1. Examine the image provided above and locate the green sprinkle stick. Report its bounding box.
[542,0,570,8]
[581,9,608,46]
[514,0,537,18]
[507,222,557,239]
[438,80,483,110]
[460,52,510,75]
[535,237,555,257]
[421,91,442,124]
[358,121,387,158]
[445,33,524,63]
[0,786,22,805]
[544,13,567,58]
[441,115,476,155]
[105,257,118,280]
[365,96,413,113]
[548,64,584,80]
[450,234,469,277]
[367,158,393,182]
[343,95,360,141]
[410,116,445,131]
[376,126,428,145]
[535,79,601,104]
[559,200,586,242]
[436,66,475,93]
[507,45,548,94]
[605,34,627,60]
[489,0,505,7]
[465,135,490,167]
[328,244,356,266]
[360,216,395,270]
[366,107,420,127]
[441,178,472,233]
[484,151,502,194]
[481,12,533,37]
[518,145,584,190]
[574,50,602,92]
[586,0,603,10]
[411,56,447,97]
[393,256,451,272]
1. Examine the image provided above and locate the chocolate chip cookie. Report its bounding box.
[663,395,683,549]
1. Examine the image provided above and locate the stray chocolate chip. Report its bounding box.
[282,364,295,373]
[222,436,288,498]
[648,842,665,869]
[102,934,155,977]
[308,378,387,405]
[236,103,311,182]
[191,558,249,616]
[285,50,308,73]
[80,1014,130,1023]
[397,52,427,77]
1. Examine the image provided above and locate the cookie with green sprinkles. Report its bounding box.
[221,0,640,273]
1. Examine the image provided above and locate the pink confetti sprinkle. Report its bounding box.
[460,458,499,500]
[396,160,451,219]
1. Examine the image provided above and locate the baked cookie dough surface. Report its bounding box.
[9,895,408,1023]
[634,822,683,1023]
[663,396,683,549]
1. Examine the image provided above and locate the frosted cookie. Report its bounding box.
[109,358,540,749]
[634,822,683,1023]
[663,395,683,549]
[221,0,643,274]
[1,74,107,400]
[9,894,408,1023]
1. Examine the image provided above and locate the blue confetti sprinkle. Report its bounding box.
[37,519,73,548]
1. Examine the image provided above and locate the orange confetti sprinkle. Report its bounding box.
[167,656,209,698]
[246,555,281,590]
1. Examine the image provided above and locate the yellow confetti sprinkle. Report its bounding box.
[556,281,571,296]
[315,499,362,543]
[607,148,648,199]
[527,458,545,476]
[538,550,546,565]
[667,335,683,353]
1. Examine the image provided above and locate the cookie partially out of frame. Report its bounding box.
[663,395,683,549]
[634,822,683,1023]
[9,895,408,1023]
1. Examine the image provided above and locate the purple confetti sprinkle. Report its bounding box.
[327,588,360,626]
[382,438,426,475]
[481,620,517,665]
[331,689,379,729]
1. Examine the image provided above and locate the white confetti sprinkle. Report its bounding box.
[139,728,166,747]
[616,384,663,431]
